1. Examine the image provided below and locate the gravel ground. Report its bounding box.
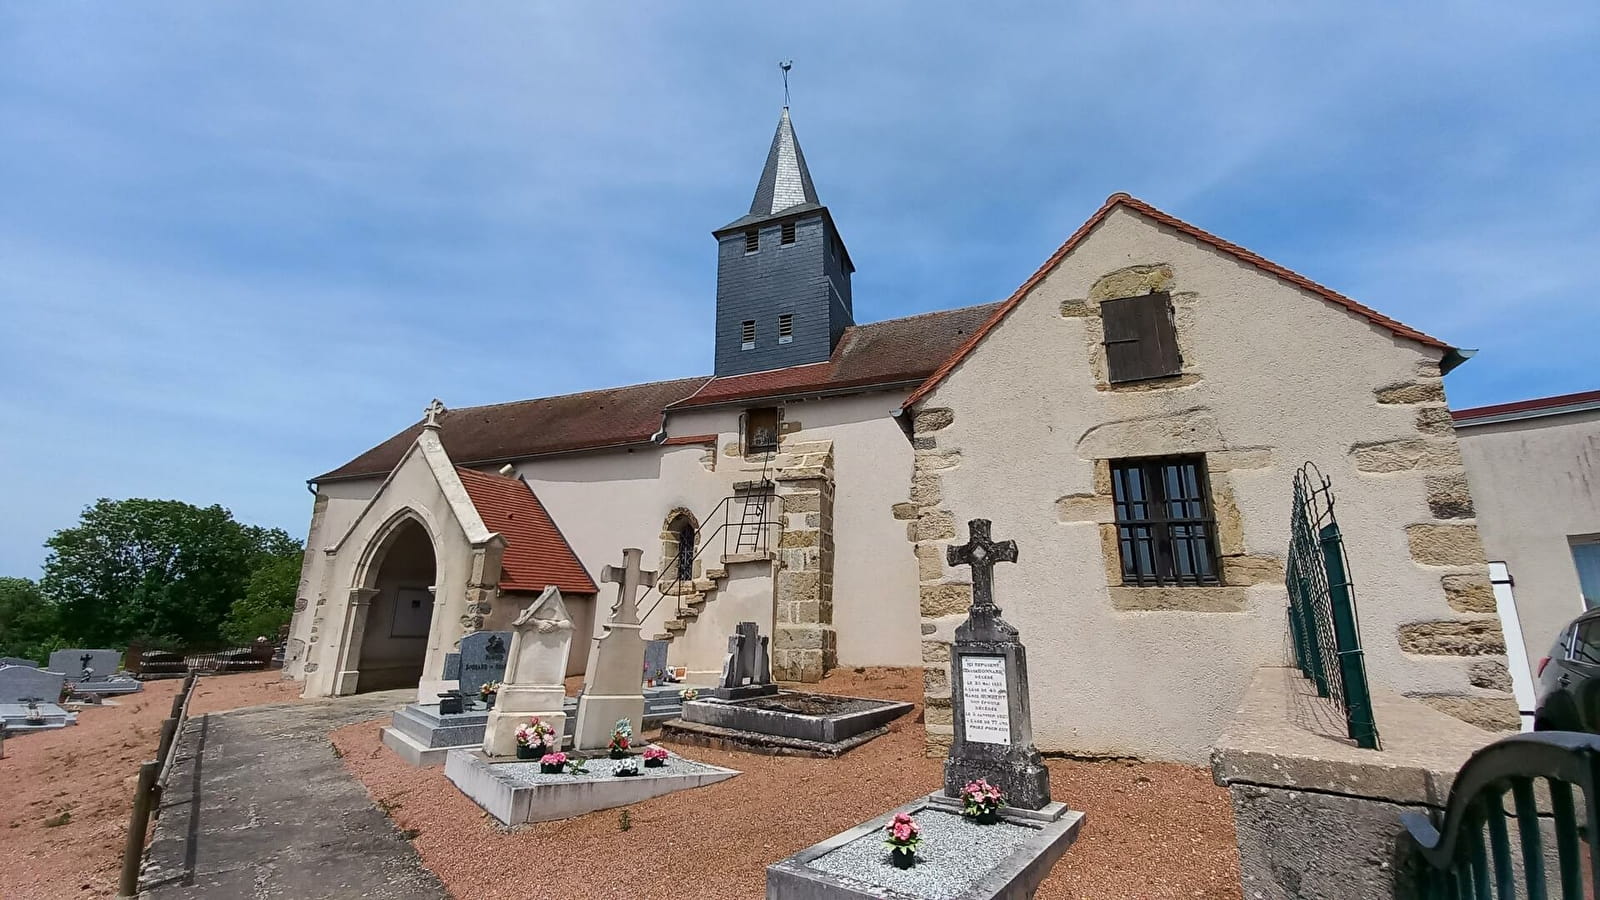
[809,807,1038,900]
[332,666,1242,899]
[0,670,307,900]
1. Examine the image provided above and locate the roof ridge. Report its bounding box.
[438,374,712,417]
[902,192,1454,409]
[846,301,1005,330]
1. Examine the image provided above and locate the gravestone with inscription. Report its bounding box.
[0,657,38,668]
[457,631,512,703]
[941,519,1052,810]
[643,640,670,684]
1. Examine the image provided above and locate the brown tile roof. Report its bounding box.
[315,376,711,481]
[1452,388,1600,423]
[903,193,1456,409]
[667,303,1002,409]
[315,306,999,481]
[454,467,597,595]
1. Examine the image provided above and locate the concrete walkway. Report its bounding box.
[140,690,448,899]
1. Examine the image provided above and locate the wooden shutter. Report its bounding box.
[1101,292,1181,383]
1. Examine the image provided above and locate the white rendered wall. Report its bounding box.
[1458,410,1600,668]
[919,206,1489,762]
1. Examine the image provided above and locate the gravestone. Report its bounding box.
[643,640,670,684]
[483,586,576,756]
[706,621,778,701]
[941,518,1052,810]
[574,548,654,750]
[0,657,38,668]
[457,631,512,702]
[443,653,462,681]
[0,665,66,704]
[48,649,121,682]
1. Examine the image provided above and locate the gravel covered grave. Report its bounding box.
[808,808,1041,900]
[495,753,720,784]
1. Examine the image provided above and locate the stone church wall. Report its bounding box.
[907,206,1509,763]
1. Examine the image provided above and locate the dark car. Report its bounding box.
[1534,608,1600,732]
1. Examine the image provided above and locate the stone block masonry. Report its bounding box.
[1347,372,1516,731]
[769,441,838,683]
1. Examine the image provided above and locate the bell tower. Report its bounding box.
[711,107,854,377]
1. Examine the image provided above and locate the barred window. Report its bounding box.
[744,229,759,254]
[778,313,794,344]
[741,320,756,350]
[1111,456,1220,585]
[781,221,796,244]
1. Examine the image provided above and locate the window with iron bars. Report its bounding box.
[1110,455,1220,585]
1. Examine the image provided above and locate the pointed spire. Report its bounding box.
[748,107,819,218]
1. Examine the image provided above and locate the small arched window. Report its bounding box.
[675,521,696,582]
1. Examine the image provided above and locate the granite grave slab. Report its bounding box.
[457,631,512,702]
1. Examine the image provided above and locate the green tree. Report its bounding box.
[39,499,300,648]
[221,547,303,644]
[0,576,63,663]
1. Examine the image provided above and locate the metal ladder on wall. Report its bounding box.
[734,451,775,553]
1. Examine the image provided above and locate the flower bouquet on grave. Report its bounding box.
[479,681,500,710]
[607,719,633,759]
[566,757,589,776]
[642,746,669,768]
[515,718,561,760]
[539,752,568,775]
[679,688,698,702]
[614,757,641,778]
[960,778,1006,825]
[883,813,922,869]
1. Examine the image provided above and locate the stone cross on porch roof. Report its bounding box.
[947,518,1018,613]
[601,547,656,626]
[422,398,446,430]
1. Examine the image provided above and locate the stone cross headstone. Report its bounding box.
[643,640,670,684]
[456,631,512,701]
[718,622,771,689]
[942,518,1051,810]
[0,666,66,705]
[48,649,121,682]
[483,586,575,756]
[574,548,655,749]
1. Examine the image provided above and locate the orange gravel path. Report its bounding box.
[0,670,306,900]
[332,667,1241,899]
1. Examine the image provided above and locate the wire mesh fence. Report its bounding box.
[1286,462,1380,750]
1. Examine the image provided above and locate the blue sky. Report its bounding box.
[2,3,1596,577]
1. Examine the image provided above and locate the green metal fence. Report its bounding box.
[1286,462,1380,750]
[1404,731,1600,899]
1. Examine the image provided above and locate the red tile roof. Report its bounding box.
[1452,389,1600,423]
[316,376,710,481]
[454,467,597,595]
[669,303,1001,409]
[902,193,1455,409]
[315,307,998,481]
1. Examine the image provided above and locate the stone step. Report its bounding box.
[723,550,776,566]
[664,620,687,633]
[675,608,699,619]
[650,633,675,642]
[703,568,727,581]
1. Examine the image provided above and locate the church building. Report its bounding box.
[283,107,1512,763]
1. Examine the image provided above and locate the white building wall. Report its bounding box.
[1457,409,1600,669]
[913,206,1505,762]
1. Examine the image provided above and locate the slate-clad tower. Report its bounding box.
[712,108,855,377]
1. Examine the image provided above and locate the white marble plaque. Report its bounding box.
[960,655,1011,746]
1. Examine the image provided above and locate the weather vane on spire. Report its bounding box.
[779,59,793,107]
